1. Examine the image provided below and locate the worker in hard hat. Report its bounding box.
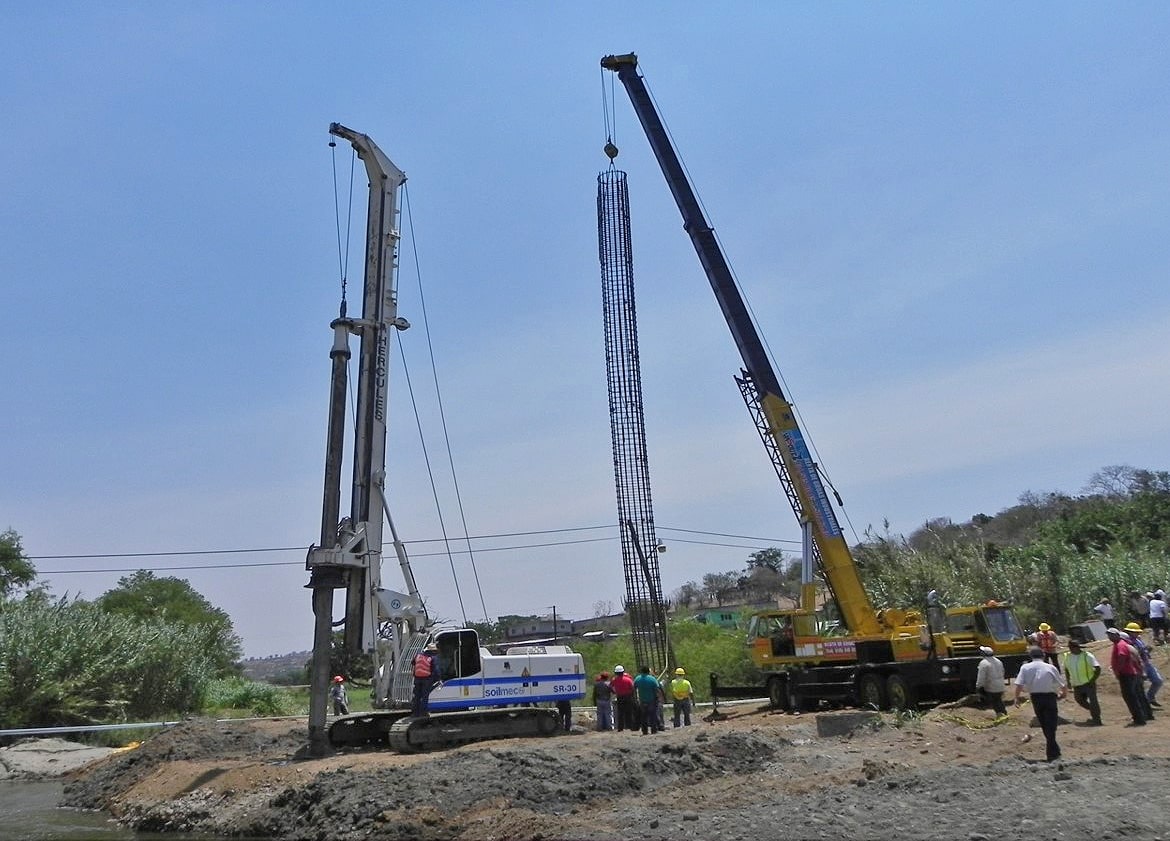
[411,643,440,717]
[610,665,636,732]
[669,667,695,728]
[329,675,349,716]
[1035,622,1060,670]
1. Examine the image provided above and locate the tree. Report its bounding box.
[671,581,702,610]
[0,593,221,726]
[0,529,36,600]
[97,571,242,675]
[591,600,616,617]
[465,619,504,645]
[746,547,785,573]
[701,571,741,607]
[743,565,785,603]
[1084,465,1170,499]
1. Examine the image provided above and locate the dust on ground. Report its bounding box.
[56,639,1170,840]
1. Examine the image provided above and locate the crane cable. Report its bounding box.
[329,134,357,314]
[397,183,491,625]
[329,137,481,625]
[635,65,861,546]
[600,61,620,166]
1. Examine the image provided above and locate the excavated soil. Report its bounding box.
[61,640,1170,840]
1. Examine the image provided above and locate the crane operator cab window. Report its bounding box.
[749,615,795,657]
[945,612,978,635]
[768,615,795,657]
[981,606,1025,643]
[434,630,482,681]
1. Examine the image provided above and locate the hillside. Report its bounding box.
[239,651,310,683]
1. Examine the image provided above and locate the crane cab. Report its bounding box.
[425,629,586,712]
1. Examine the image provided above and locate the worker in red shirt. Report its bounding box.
[610,665,636,732]
[1107,626,1147,726]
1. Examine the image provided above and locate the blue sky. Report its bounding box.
[3,5,1168,657]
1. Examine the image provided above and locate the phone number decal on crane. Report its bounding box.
[782,430,842,538]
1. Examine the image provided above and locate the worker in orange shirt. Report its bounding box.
[1035,622,1060,671]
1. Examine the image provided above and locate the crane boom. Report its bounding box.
[601,53,882,637]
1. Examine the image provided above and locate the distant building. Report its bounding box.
[693,607,741,628]
[692,602,778,629]
[502,614,574,642]
[571,612,628,635]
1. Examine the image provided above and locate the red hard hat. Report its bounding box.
[332,675,344,683]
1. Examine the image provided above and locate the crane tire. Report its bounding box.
[857,672,887,711]
[767,675,790,711]
[885,673,917,710]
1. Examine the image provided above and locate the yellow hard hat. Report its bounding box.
[1038,623,1051,631]
[674,667,686,676]
[1125,622,1143,632]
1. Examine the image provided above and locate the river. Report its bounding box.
[0,780,234,841]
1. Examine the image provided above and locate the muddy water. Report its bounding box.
[0,780,232,841]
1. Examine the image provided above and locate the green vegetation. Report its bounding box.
[0,535,247,728]
[575,619,757,702]
[852,466,1170,631]
[3,464,1168,728]
[0,591,221,726]
[201,676,301,717]
[0,529,36,599]
[97,570,242,675]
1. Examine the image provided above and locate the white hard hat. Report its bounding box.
[613,665,625,673]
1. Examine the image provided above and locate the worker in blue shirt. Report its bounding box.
[633,665,664,734]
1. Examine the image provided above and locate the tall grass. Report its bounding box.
[0,594,219,727]
[575,620,757,701]
[201,677,301,717]
[857,533,1169,631]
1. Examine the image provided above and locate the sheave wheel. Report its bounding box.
[885,673,916,710]
[858,672,887,710]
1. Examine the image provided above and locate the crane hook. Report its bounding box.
[604,139,619,160]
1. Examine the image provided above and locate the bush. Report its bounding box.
[201,677,300,717]
[575,619,757,702]
[0,593,220,727]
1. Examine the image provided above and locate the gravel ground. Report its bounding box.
[56,699,1170,840]
[49,643,1170,841]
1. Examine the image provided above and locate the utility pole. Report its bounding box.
[551,605,558,643]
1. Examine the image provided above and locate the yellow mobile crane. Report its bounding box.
[602,53,1027,711]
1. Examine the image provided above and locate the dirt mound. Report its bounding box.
[63,717,304,810]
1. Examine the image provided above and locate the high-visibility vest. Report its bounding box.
[413,653,434,678]
[670,678,693,700]
[1036,630,1057,653]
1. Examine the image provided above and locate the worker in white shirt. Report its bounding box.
[1014,646,1067,762]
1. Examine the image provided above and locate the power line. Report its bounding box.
[29,522,794,562]
[657,526,799,545]
[34,537,623,575]
[29,524,798,576]
[27,524,621,560]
